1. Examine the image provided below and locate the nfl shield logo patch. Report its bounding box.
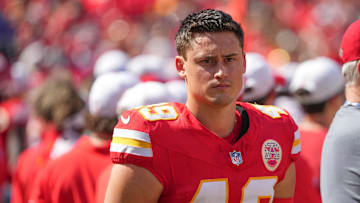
[229,150,243,166]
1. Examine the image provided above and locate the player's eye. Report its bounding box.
[201,59,208,63]
[200,58,216,66]
[202,59,212,64]
[225,57,235,63]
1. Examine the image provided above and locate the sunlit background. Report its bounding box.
[1,0,359,97]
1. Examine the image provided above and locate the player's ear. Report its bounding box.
[175,56,186,79]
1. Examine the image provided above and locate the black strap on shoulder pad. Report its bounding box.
[235,105,249,142]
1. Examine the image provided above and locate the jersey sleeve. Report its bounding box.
[287,109,301,160]
[110,108,163,182]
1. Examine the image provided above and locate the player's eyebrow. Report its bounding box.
[194,54,216,59]
[222,53,239,58]
[201,55,217,58]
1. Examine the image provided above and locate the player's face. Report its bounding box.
[176,32,246,107]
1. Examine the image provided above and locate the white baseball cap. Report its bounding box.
[165,79,187,103]
[117,81,172,114]
[289,57,345,105]
[126,54,167,81]
[243,52,274,102]
[88,72,139,117]
[93,50,129,78]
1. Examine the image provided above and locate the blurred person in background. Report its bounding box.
[321,19,360,203]
[96,80,177,203]
[105,9,300,203]
[241,52,276,105]
[165,79,187,104]
[125,54,171,82]
[92,50,129,78]
[240,52,305,128]
[289,57,345,203]
[116,81,176,115]
[273,62,304,125]
[0,90,27,203]
[28,72,138,203]
[1,0,360,70]
[11,72,85,203]
[0,54,29,203]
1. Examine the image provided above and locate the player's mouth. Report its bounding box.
[213,83,231,90]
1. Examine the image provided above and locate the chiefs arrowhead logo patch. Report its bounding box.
[262,139,282,171]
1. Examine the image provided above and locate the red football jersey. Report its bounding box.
[110,102,300,203]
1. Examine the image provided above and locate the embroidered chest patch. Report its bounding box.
[262,139,282,171]
[229,150,243,166]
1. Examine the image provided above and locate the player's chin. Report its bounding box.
[206,94,234,107]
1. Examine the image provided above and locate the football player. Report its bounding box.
[105,9,300,203]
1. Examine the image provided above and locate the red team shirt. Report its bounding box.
[294,129,326,203]
[29,136,111,203]
[95,165,112,203]
[294,155,320,203]
[11,124,60,203]
[110,102,300,203]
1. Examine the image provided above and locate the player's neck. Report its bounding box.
[186,100,237,138]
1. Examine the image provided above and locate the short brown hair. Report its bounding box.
[31,75,85,130]
[84,113,117,135]
[175,9,245,58]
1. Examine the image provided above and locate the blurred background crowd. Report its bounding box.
[0,0,359,202]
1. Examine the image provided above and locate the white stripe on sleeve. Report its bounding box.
[113,128,150,143]
[110,143,153,157]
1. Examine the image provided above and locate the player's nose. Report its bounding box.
[214,62,229,79]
